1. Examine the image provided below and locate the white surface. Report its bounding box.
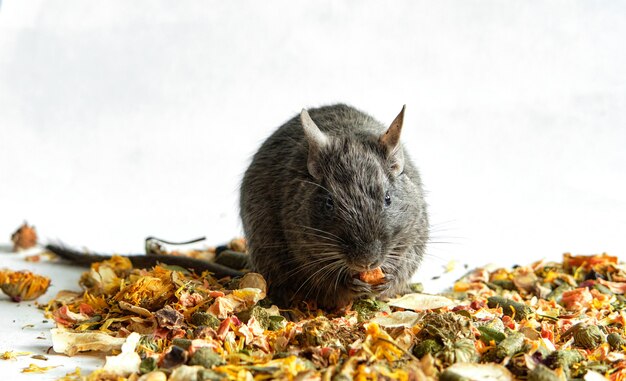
[0,249,103,379]
[1,1,625,378]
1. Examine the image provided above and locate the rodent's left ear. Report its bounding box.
[379,105,405,176]
[301,109,329,180]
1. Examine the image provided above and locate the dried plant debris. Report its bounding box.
[1,350,32,360]
[21,363,61,373]
[40,252,626,380]
[0,269,50,302]
[11,222,38,251]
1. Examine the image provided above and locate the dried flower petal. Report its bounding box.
[0,270,50,302]
[51,328,129,356]
[101,332,142,375]
[440,363,514,381]
[388,293,454,311]
[1,350,32,360]
[560,288,593,310]
[21,363,60,373]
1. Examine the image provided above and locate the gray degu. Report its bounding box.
[240,104,428,309]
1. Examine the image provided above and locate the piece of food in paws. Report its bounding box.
[359,267,385,285]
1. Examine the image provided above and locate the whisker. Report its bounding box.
[309,260,345,303]
[279,252,344,282]
[298,179,331,194]
[295,225,344,243]
[294,260,341,300]
[278,253,342,271]
[332,265,345,300]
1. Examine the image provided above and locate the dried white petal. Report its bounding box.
[387,293,454,311]
[584,370,610,381]
[102,332,142,375]
[51,328,127,356]
[444,363,514,380]
[169,365,205,381]
[371,311,421,328]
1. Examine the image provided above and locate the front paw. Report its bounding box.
[348,277,372,296]
[371,273,396,294]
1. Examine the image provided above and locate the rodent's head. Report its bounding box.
[294,106,424,277]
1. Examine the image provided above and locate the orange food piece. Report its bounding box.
[11,222,38,251]
[359,267,385,285]
[563,253,618,270]
[560,287,593,311]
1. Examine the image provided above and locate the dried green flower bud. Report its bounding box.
[418,312,473,344]
[191,312,221,329]
[236,306,270,329]
[139,357,157,374]
[298,317,333,347]
[412,339,443,359]
[268,315,287,331]
[545,350,584,376]
[189,347,225,368]
[608,333,626,350]
[573,325,605,350]
[439,339,478,365]
[172,338,192,350]
[352,298,390,322]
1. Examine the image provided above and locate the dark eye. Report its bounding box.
[325,195,334,211]
[384,191,392,207]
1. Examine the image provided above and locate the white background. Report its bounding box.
[1,1,625,379]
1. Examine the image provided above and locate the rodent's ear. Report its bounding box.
[379,105,405,176]
[301,109,328,180]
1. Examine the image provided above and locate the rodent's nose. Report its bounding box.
[363,239,383,265]
[362,240,382,254]
[346,240,385,271]
[361,240,383,269]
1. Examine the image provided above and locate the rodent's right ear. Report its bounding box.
[379,105,406,176]
[301,109,328,180]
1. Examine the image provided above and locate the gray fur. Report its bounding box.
[240,104,428,309]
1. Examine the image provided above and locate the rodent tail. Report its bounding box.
[45,243,114,266]
[45,243,244,278]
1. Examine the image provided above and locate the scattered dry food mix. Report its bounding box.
[39,251,626,380]
[3,222,626,380]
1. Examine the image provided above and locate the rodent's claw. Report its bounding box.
[371,273,395,294]
[348,277,373,297]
